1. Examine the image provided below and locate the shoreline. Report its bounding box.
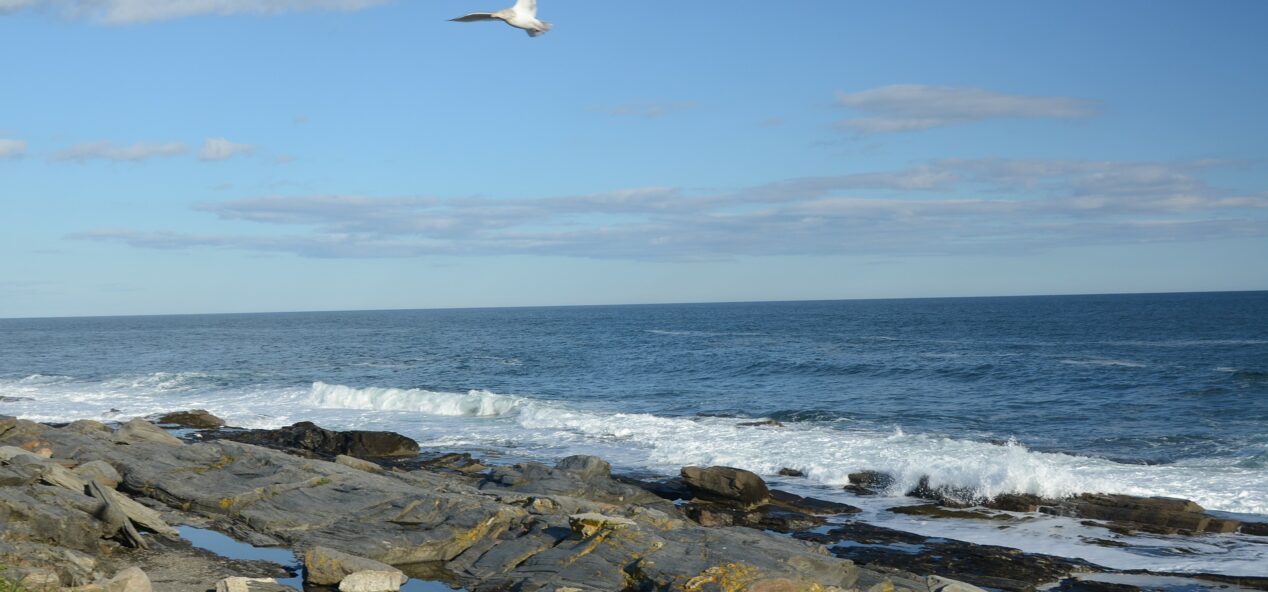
[2,411,1267,592]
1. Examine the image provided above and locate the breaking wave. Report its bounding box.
[307,382,522,417]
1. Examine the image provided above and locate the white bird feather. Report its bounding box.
[451,0,551,37]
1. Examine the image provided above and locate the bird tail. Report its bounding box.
[527,20,552,36]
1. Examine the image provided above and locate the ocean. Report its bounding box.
[2,291,1266,575]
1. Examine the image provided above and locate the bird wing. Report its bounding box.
[513,0,536,16]
[451,12,500,22]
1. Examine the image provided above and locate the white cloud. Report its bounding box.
[3,0,390,23]
[836,85,1096,133]
[52,140,187,162]
[199,137,255,161]
[71,159,1268,260]
[592,101,698,119]
[0,0,37,13]
[0,138,27,158]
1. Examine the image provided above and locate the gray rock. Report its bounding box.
[338,570,404,592]
[156,410,225,430]
[73,460,121,489]
[554,455,610,481]
[481,459,674,511]
[114,419,183,446]
[100,567,151,592]
[680,465,771,507]
[335,455,382,473]
[304,546,406,586]
[215,577,294,592]
[62,420,113,435]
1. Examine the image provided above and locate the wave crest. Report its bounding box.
[308,382,522,417]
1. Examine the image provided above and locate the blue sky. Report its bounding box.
[2,0,1266,317]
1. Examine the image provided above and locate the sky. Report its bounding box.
[2,0,1267,318]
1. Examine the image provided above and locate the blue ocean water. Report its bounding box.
[3,292,1268,573]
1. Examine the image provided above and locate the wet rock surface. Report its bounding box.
[209,421,420,459]
[797,521,1102,592]
[3,416,866,591]
[4,414,1261,592]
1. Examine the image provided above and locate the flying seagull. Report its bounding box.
[450,0,552,37]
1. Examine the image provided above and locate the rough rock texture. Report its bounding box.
[114,419,184,447]
[797,522,1100,592]
[216,421,420,459]
[155,410,226,430]
[676,467,859,533]
[1039,494,1241,535]
[480,455,676,512]
[73,461,122,489]
[214,577,294,592]
[4,416,869,592]
[304,546,406,586]
[848,470,1245,537]
[681,465,771,507]
[338,570,403,592]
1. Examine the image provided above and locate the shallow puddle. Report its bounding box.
[178,526,463,591]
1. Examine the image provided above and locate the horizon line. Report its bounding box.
[3,288,1265,322]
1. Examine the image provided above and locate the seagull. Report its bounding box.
[450,0,552,37]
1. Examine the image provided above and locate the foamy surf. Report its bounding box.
[308,381,521,417]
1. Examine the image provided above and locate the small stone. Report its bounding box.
[777,468,804,477]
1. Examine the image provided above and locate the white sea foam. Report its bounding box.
[6,375,1268,573]
[308,382,522,417]
[5,376,1267,517]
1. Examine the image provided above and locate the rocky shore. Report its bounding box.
[2,412,1265,592]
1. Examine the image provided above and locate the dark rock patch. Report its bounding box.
[888,504,1011,521]
[213,421,419,459]
[156,409,226,430]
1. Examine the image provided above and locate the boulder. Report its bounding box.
[73,461,121,489]
[62,420,112,435]
[155,410,225,430]
[680,465,770,507]
[303,546,406,587]
[845,471,894,496]
[777,468,804,477]
[339,570,403,592]
[554,455,610,481]
[100,567,151,592]
[114,419,183,446]
[220,422,418,459]
[1241,522,1268,536]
